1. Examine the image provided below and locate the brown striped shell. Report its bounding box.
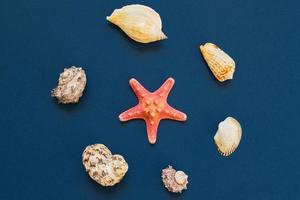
[82,144,128,186]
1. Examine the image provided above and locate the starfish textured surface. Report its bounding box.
[119,77,187,144]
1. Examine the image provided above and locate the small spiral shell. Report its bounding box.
[162,166,188,193]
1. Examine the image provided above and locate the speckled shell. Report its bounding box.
[162,166,188,193]
[200,43,235,82]
[82,144,128,186]
[51,66,86,104]
[107,4,167,43]
[214,117,242,156]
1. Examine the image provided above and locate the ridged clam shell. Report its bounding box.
[107,4,167,43]
[214,117,242,156]
[82,144,128,186]
[200,43,235,82]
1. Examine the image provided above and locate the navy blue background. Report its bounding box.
[0,0,299,199]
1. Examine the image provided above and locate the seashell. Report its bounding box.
[162,165,188,193]
[200,43,235,82]
[82,144,128,186]
[107,4,167,43]
[51,66,87,104]
[214,117,242,156]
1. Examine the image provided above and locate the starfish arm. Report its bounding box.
[129,78,150,100]
[155,77,175,99]
[119,105,144,121]
[145,119,160,144]
[162,104,187,121]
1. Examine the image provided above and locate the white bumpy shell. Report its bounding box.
[107,4,167,43]
[214,117,242,156]
[51,66,86,104]
[82,144,128,186]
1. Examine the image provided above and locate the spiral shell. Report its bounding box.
[107,4,167,43]
[162,166,188,193]
[214,117,242,156]
[82,144,128,186]
[51,66,86,104]
[200,43,235,82]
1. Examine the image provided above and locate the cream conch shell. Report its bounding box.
[214,117,242,156]
[107,4,167,43]
[200,43,235,82]
[82,144,128,186]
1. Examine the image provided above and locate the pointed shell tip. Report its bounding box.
[162,32,168,40]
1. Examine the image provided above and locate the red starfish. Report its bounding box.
[119,77,187,144]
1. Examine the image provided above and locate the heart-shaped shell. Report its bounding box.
[200,43,235,82]
[51,66,87,104]
[82,144,128,186]
[214,117,242,156]
[107,4,167,43]
[162,165,188,193]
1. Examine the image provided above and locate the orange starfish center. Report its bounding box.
[142,98,164,119]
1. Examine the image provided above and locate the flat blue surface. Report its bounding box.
[0,0,299,199]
